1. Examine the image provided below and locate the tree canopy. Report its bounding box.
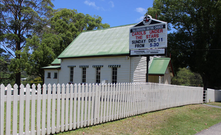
[0,1,110,87]
[50,8,110,56]
[147,0,221,89]
[22,8,110,83]
[0,0,54,88]
[0,48,11,85]
[172,68,203,87]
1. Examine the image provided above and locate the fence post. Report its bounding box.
[0,84,4,135]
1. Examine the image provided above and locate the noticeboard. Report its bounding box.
[129,15,167,56]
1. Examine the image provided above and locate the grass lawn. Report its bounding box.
[56,104,221,135]
[207,102,221,107]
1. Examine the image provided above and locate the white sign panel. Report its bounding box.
[129,24,167,50]
[130,49,165,55]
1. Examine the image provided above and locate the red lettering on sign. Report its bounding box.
[132,31,146,36]
[146,34,159,39]
[149,29,163,34]
[136,36,142,39]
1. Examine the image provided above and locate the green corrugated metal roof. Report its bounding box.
[149,58,170,75]
[42,66,61,69]
[58,24,134,58]
[51,58,61,65]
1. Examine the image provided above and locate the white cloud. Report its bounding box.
[136,16,144,22]
[109,1,114,8]
[84,0,100,10]
[136,7,146,14]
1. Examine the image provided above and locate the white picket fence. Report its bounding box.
[0,83,203,135]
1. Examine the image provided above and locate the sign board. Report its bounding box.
[130,49,165,55]
[129,15,167,56]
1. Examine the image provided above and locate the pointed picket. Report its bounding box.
[19,84,25,135]
[42,84,47,135]
[6,84,12,135]
[51,84,56,134]
[77,84,81,128]
[36,84,41,135]
[81,84,84,127]
[56,84,61,133]
[0,84,4,135]
[103,83,107,122]
[47,84,52,134]
[65,84,69,131]
[69,84,73,130]
[25,84,31,135]
[90,84,95,125]
[73,84,77,129]
[12,84,18,135]
[84,84,88,127]
[30,84,36,135]
[87,83,91,126]
[100,84,104,123]
[61,84,65,132]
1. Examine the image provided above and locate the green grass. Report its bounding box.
[56,104,221,135]
[4,101,221,135]
[207,102,221,107]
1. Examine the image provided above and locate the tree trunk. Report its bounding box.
[15,39,21,94]
[202,75,208,90]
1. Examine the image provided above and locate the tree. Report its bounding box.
[22,33,61,83]
[0,0,54,90]
[0,48,11,85]
[22,8,110,83]
[172,68,203,87]
[147,0,221,89]
[50,8,110,55]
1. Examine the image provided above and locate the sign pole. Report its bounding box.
[146,56,149,82]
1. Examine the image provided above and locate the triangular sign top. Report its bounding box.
[133,15,166,27]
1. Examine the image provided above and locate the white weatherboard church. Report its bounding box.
[43,16,174,85]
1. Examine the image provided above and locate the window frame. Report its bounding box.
[82,67,86,83]
[112,67,117,84]
[96,67,101,84]
[47,72,51,78]
[54,72,57,79]
[70,67,74,83]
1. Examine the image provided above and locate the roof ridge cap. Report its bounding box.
[81,23,136,33]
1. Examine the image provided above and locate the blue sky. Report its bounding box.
[53,0,154,27]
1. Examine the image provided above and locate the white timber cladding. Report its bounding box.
[58,56,133,84]
[131,56,147,82]
[44,56,173,84]
[44,69,59,84]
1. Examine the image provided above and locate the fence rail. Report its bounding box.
[0,83,203,135]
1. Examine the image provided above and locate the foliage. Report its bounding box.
[0,48,12,85]
[29,76,43,86]
[147,0,221,89]
[172,68,203,87]
[22,8,110,82]
[0,0,54,87]
[50,8,110,55]
[1,1,110,85]
[22,33,61,82]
